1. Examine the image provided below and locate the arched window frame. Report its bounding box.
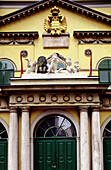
[98,59,111,84]
[34,115,77,138]
[101,115,111,170]
[0,59,16,85]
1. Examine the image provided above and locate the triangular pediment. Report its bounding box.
[0,0,111,27]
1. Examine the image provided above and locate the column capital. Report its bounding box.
[79,106,89,112]
[20,106,30,112]
[91,107,100,112]
[9,106,18,113]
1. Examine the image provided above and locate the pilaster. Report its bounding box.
[8,107,18,170]
[79,107,89,170]
[21,106,30,170]
[92,108,101,170]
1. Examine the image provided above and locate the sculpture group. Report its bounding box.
[25,53,79,75]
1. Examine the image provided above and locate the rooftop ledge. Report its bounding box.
[10,72,99,85]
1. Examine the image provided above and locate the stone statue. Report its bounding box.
[74,61,79,73]
[25,59,37,74]
[66,58,79,73]
[47,53,64,73]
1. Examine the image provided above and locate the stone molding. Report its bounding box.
[10,92,100,106]
[0,97,9,111]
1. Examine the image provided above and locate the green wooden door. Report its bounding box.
[34,137,76,170]
[103,137,111,170]
[0,139,8,170]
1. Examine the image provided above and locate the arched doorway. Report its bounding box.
[0,122,8,170]
[33,114,77,170]
[103,120,111,170]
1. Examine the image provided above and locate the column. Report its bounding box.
[8,107,18,170]
[21,107,30,170]
[80,107,89,170]
[92,108,101,170]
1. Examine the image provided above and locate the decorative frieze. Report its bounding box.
[9,92,100,106]
[0,39,34,45]
[0,32,38,45]
[78,39,111,45]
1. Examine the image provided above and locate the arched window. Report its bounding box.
[99,59,111,84]
[0,122,8,170]
[103,120,111,170]
[103,120,111,137]
[0,60,14,85]
[0,122,8,138]
[34,115,77,137]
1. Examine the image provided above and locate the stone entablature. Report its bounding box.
[0,96,9,111]
[9,92,100,106]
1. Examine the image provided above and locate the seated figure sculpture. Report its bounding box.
[66,57,79,73]
[25,59,37,74]
[47,53,64,73]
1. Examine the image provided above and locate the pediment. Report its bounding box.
[0,0,111,27]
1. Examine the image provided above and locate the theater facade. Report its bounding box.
[0,0,111,170]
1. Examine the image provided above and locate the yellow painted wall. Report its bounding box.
[93,7,111,15]
[0,5,111,170]
[0,9,18,16]
[100,110,111,126]
[0,6,111,77]
[30,108,79,125]
[0,112,9,125]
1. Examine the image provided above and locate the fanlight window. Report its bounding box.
[0,60,14,85]
[34,115,77,137]
[103,120,111,137]
[0,122,8,138]
[99,59,111,84]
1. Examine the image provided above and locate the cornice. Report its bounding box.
[73,31,111,38]
[0,0,111,26]
[0,32,39,38]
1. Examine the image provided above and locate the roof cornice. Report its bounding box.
[0,0,111,26]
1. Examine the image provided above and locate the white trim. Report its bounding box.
[100,115,111,170]
[0,58,17,70]
[0,117,9,137]
[96,57,111,70]
[30,109,80,170]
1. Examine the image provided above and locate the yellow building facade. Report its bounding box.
[0,0,111,170]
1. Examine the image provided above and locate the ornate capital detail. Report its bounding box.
[20,106,30,112]
[79,106,89,112]
[92,107,100,112]
[9,106,18,113]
